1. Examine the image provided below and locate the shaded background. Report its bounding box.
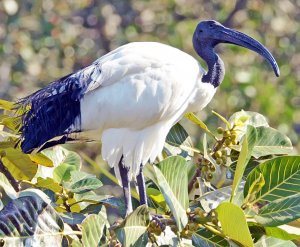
[0,0,299,153]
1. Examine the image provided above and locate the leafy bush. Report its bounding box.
[0,100,299,246]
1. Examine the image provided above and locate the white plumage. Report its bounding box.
[18,20,279,215]
[79,42,215,180]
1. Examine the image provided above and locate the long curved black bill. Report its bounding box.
[218,27,280,77]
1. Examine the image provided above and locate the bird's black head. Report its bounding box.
[193,20,223,47]
[193,20,280,79]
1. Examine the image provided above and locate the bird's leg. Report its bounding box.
[136,164,147,206]
[136,166,166,230]
[118,158,133,216]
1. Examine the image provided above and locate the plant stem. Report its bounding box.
[20,180,36,186]
[0,159,20,192]
[213,138,225,152]
[188,168,201,193]
[203,223,226,238]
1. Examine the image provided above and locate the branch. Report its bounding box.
[222,0,248,28]
[0,159,20,192]
[188,168,201,193]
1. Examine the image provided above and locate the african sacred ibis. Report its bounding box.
[16,20,279,215]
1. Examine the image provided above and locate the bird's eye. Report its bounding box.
[209,24,214,28]
[199,29,203,33]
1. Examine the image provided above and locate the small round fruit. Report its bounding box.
[225,139,232,146]
[215,150,222,158]
[217,127,224,134]
[210,165,216,172]
[207,173,213,180]
[231,134,238,140]
[202,166,208,172]
[232,140,238,145]
[224,130,231,137]
[212,218,218,225]
[216,158,223,165]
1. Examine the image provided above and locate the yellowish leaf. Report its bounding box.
[29,153,53,167]
[216,202,253,247]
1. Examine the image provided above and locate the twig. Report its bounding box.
[0,159,20,192]
[213,138,226,152]
[222,0,248,28]
[188,168,201,193]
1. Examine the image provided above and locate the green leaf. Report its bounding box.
[0,99,15,110]
[1,148,37,180]
[44,146,81,167]
[144,156,188,231]
[185,112,209,131]
[229,111,269,128]
[28,153,53,167]
[53,163,80,183]
[185,112,215,138]
[68,177,103,194]
[202,134,216,165]
[254,236,297,247]
[69,170,95,183]
[252,127,293,158]
[243,173,265,206]
[0,116,21,132]
[60,212,85,225]
[215,202,253,247]
[158,156,189,209]
[52,150,81,183]
[255,195,300,226]
[230,159,260,180]
[36,177,63,193]
[228,111,269,142]
[147,187,167,210]
[115,205,149,247]
[165,123,197,156]
[212,110,231,129]
[82,214,108,247]
[0,140,16,149]
[244,156,300,204]
[231,126,257,201]
[0,193,69,246]
[192,228,230,247]
[62,150,82,167]
[71,239,82,247]
[265,226,300,241]
[0,130,18,139]
[249,222,300,242]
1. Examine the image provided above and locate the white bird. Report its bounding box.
[16,20,279,215]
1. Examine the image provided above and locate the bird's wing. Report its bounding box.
[16,63,102,153]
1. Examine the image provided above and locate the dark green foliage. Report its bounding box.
[0,109,297,246]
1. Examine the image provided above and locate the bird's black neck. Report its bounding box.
[194,43,225,88]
